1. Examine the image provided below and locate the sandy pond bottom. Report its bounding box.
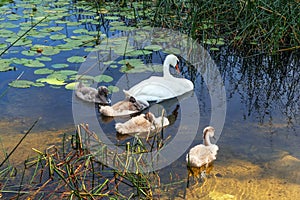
[0,118,74,166]
[1,119,299,199]
[179,153,300,200]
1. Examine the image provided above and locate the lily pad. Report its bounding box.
[32,82,45,87]
[0,59,15,72]
[55,70,78,76]
[73,29,89,34]
[126,49,152,56]
[9,80,34,88]
[108,85,119,93]
[67,56,86,63]
[36,78,66,86]
[51,63,69,69]
[50,34,67,40]
[34,68,54,75]
[40,26,64,33]
[0,43,7,49]
[65,82,78,90]
[24,60,45,68]
[119,59,148,73]
[144,45,162,51]
[36,56,52,62]
[94,75,113,83]
[21,50,36,56]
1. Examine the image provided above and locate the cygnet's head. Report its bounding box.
[203,126,215,139]
[129,96,149,111]
[165,54,180,73]
[98,86,111,104]
[144,112,155,123]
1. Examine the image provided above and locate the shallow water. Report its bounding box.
[0,1,300,199]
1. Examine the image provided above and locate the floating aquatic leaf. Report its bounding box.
[34,68,54,75]
[110,21,125,26]
[5,37,32,46]
[24,59,45,68]
[94,75,113,83]
[0,59,15,72]
[32,82,45,87]
[66,21,81,26]
[7,14,22,21]
[56,70,78,76]
[46,73,68,81]
[21,50,36,56]
[9,80,34,88]
[0,29,14,38]
[73,29,89,34]
[51,63,69,69]
[36,56,52,62]
[32,45,60,56]
[104,16,119,20]
[103,61,114,65]
[0,43,7,49]
[144,45,162,51]
[119,59,148,73]
[40,26,64,33]
[65,82,78,90]
[42,47,61,56]
[29,31,50,38]
[118,59,144,67]
[110,65,118,69]
[37,78,66,85]
[108,85,119,93]
[50,34,66,40]
[110,26,135,31]
[55,20,67,24]
[163,47,181,55]
[67,56,86,63]
[0,22,18,28]
[126,49,152,56]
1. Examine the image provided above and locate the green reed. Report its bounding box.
[0,123,164,199]
[151,0,299,53]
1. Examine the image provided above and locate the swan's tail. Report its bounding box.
[123,90,132,98]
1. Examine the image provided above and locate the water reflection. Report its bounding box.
[219,50,300,125]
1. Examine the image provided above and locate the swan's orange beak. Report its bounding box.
[175,64,180,73]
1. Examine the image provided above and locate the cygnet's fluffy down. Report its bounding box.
[115,112,169,135]
[186,126,219,168]
[99,96,149,117]
[75,82,111,104]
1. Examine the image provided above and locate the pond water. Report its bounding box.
[0,0,300,199]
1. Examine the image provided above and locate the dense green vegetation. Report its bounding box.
[152,0,300,53]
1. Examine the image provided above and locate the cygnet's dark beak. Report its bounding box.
[212,136,217,141]
[100,95,111,105]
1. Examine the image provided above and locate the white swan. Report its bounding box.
[99,96,149,117]
[186,126,219,168]
[75,82,111,104]
[123,54,194,102]
[115,112,169,135]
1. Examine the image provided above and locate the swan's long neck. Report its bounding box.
[163,60,172,78]
[203,132,212,146]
